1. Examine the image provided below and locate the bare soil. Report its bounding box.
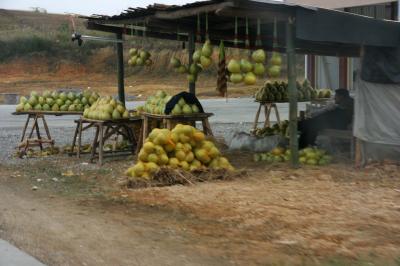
[0,153,399,266]
[0,59,259,99]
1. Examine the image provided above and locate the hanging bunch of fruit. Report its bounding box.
[125,124,234,180]
[16,90,99,113]
[253,146,332,165]
[83,96,129,120]
[227,49,266,85]
[137,90,172,115]
[253,120,289,138]
[255,80,330,103]
[267,52,282,78]
[128,48,153,67]
[267,17,283,78]
[170,40,213,82]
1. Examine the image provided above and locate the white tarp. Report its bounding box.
[354,78,400,146]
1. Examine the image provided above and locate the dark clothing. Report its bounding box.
[298,97,354,149]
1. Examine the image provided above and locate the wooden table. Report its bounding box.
[253,99,331,132]
[71,117,142,165]
[12,111,82,153]
[252,102,281,132]
[141,112,214,145]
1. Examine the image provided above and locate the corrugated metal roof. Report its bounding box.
[285,0,394,9]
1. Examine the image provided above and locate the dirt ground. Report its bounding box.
[0,61,259,99]
[0,153,399,266]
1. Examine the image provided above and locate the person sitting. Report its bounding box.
[298,88,354,149]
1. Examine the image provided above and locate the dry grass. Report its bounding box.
[128,167,246,188]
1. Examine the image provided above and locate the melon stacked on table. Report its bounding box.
[16,90,99,113]
[137,90,172,115]
[126,124,234,180]
[83,96,129,120]
[136,90,201,115]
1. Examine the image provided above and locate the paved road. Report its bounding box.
[0,98,308,128]
[0,239,45,266]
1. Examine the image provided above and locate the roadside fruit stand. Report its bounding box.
[82,0,400,169]
[71,117,142,165]
[13,110,82,154]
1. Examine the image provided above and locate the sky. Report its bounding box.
[0,0,200,16]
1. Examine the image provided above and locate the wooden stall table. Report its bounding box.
[70,117,142,165]
[12,111,82,153]
[141,112,214,145]
[252,101,281,132]
[252,98,332,133]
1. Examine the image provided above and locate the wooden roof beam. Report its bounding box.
[86,21,189,42]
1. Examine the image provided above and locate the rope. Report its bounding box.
[245,17,250,49]
[273,17,277,50]
[234,16,238,47]
[197,13,201,42]
[256,18,262,47]
[205,12,209,40]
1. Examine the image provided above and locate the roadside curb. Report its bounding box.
[0,239,45,266]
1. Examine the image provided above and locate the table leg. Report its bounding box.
[166,119,172,130]
[272,104,281,125]
[253,104,262,131]
[90,125,100,163]
[143,116,148,145]
[265,104,272,128]
[98,124,104,166]
[28,116,38,139]
[41,116,53,147]
[20,115,31,142]
[77,120,83,158]
[71,121,79,156]
[136,123,143,154]
[34,118,43,151]
[202,118,213,136]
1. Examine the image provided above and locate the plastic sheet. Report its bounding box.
[354,77,400,162]
[228,132,284,152]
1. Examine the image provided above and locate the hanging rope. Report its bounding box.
[273,17,278,51]
[205,12,209,41]
[234,16,238,47]
[245,17,250,49]
[256,18,262,47]
[196,14,201,42]
[217,40,228,97]
[142,21,147,38]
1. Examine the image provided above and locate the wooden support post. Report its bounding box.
[286,18,299,167]
[77,120,83,158]
[20,115,31,142]
[116,32,125,105]
[188,31,196,95]
[99,124,104,165]
[253,104,262,131]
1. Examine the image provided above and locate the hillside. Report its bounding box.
[0,9,304,98]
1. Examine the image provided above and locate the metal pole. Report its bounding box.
[398,0,400,20]
[188,32,196,95]
[116,32,125,105]
[304,55,308,80]
[286,17,299,167]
